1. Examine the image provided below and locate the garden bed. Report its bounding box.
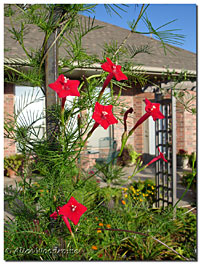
[4,169,197,261]
[4,200,196,261]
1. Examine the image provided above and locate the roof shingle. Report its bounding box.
[4,12,196,71]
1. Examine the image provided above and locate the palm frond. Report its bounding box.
[126,44,152,58]
[79,4,97,14]
[4,65,44,88]
[61,16,103,63]
[140,15,185,54]
[77,15,103,38]
[14,4,51,31]
[128,4,150,32]
[103,4,129,18]
[14,88,44,119]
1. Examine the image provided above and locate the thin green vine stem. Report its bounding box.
[70,231,78,250]
[60,107,65,152]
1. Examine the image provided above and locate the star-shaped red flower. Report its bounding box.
[147,147,168,166]
[158,147,168,163]
[99,57,128,94]
[49,74,80,98]
[145,98,165,121]
[129,98,165,134]
[58,197,87,225]
[50,197,87,232]
[92,102,118,129]
[101,57,128,82]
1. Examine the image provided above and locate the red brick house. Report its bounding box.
[4,12,196,165]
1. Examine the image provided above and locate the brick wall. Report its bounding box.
[176,101,185,152]
[132,91,155,153]
[182,91,196,154]
[113,85,134,152]
[113,86,196,156]
[175,91,196,154]
[4,82,16,157]
[184,110,196,154]
[113,85,155,154]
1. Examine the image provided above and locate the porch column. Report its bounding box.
[172,91,177,216]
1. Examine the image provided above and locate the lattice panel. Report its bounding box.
[155,98,173,207]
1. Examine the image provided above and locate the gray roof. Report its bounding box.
[4,13,196,72]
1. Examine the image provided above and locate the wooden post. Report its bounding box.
[44,6,66,142]
[45,29,59,141]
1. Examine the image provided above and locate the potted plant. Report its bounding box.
[117,145,141,167]
[177,149,188,169]
[4,154,24,178]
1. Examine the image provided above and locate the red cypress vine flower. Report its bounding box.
[146,147,168,167]
[59,197,87,225]
[130,98,165,133]
[119,107,134,156]
[49,74,80,98]
[50,207,61,220]
[92,102,118,129]
[50,197,87,233]
[101,57,128,84]
[97,58,128,101]
[145,98,165,121]
[123,107,134,132]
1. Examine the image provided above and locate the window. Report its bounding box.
[15,85,45,151]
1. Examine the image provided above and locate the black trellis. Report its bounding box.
[155,93,176,208]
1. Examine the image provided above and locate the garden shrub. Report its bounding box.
[123,179,156,206]
[4,154,24,177]
[4,167,197,261]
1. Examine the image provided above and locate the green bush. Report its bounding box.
[4,154,24,176]
[95,186,123,209]
[95,162,126,186]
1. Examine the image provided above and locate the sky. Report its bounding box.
[81,4,196,53]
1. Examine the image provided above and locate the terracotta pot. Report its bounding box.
[7,168,16,178]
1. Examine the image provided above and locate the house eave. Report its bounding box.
[62,63,196,79]
[4,58,196,79]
